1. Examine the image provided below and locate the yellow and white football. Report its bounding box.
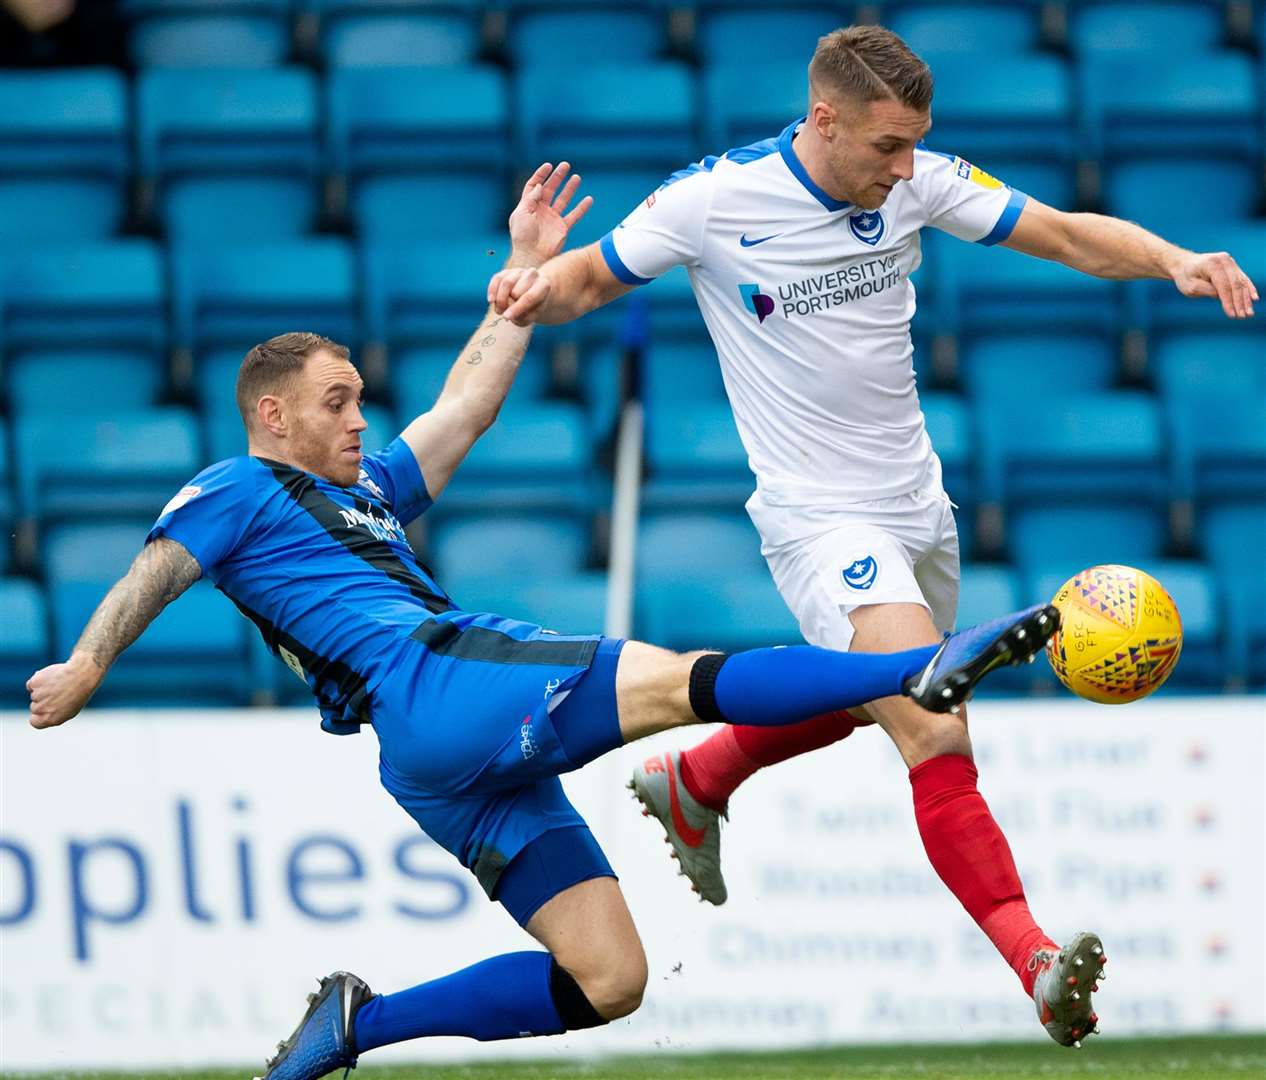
[1046,564,1184,704]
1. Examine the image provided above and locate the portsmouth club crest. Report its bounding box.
[842,555,878,590]
[848,209,885,246]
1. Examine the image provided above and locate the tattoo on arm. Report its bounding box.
[75,538,202,670]
[465,315,505,364]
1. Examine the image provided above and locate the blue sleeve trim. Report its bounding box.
[977,188,1028,246]
[600,231,652,286]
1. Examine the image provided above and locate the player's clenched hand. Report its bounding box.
[487,266,553,326]
[507,161,593,268]
[1172,250,1258,319]
[27,654,104,729]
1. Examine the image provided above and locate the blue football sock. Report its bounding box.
[352,951,563,1051]
[696,643,938,727]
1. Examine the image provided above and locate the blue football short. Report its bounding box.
[370,626,625,912]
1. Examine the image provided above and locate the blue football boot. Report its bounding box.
[255,971,374,1080]
[904,603,1060,714]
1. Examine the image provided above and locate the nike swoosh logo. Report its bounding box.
[664,754,709,848]
[739,232,780,247]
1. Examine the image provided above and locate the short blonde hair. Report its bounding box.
[809,25,933,112]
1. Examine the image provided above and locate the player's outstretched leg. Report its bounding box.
[1030,932,1108,1048]
[626,605,1059,903]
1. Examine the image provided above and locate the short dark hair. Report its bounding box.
[236,332,350,431]
[809,25,933,113]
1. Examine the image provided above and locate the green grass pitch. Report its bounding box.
[7,1035,1265,1080]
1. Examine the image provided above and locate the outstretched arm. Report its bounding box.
[1002,198,1258,319]
[488,242,634,326]
[27,537,202,729]
[399,162,593,499]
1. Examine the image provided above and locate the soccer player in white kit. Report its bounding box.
[488,26,1258,1046]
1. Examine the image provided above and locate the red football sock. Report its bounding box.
[909,754,1057,996]
[679,711,863,812]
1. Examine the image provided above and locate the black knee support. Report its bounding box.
[549,959,607,1030]
[688,652,728,724]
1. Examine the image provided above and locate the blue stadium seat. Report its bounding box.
[921,54,1076,209]
[694,4,848,65]
[644,400,751,509]
[701,63,806,152]
[1078,52,1259,227]
[507,3,667,66]
[363,238,504,350]
[430,514,590,580]
[1153,332,1266,404]
[194,348,245,459]
[205,409,248,464]
[359,402,395,457]
[0,243,167,355]
[516,63,696,169]
[1009,505,1167,573]
[638,266,710,343]
[636,511,795,650]
[16,408,202,524]
[444,572,609,634]
[981,391,1164,509]
[433,402,596,513]
[1127,223,1266,336]
[921,392,975,513]
[884,2,1043,55]
[959,333,1118,409]
[932,240,1123,346]
[1169,395,1266,505]
[0,69,129,244]
[1068,1,1226,55]
[172,240,358,358]
[0,420,13,560]
[642,340,727,413]
[1202,502,1266,686]
[136,68,321,240]
[9,352,164,416]
[321,12,481,66]
[0,578,49,705]
[130,13,290,67]
[563,167,666,251]
[352,173,508,241]
[391,345,552,418]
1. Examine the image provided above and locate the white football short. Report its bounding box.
[746,464,961,653]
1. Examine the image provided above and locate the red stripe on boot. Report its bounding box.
[909,753,1056,996]
[679,711,862,812]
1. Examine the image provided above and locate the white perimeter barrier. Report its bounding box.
[1,697,1263,1070]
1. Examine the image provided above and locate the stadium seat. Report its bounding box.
[351,173,509,241]
[430,514,591,580]
[363,238,506,351]
[641,340,727,413]
[884,2,1043,55]
[701,64,807,153]
[694,4,851,65]
[1126,223,1266,336]
[932,239,1122,346]
[921,392,974,514]
[643,400,751,509]
[516,63,696,169]
[563,166,667,251]
[129,12,290,67]
[919,54,1076,209]
[8,352,165,417]
[981,391,1164,509]
[1078,52,1259,228]
[506,3,667,67]
[1008,505,1167,573]
[0,420,13,562]
[15,408,202,525]
[432,402,597,513]
[321,11,481,67]
[1068,1,1226,56]
[0,69,129,244]
[959,333,1118,410]
[0,578,49,706]
[0,242,167,355]
[1168,393,1266,505]
[1202,502,1266,686]
[172,240,358,358]
[136,68,321,240]
[444,572,609,634]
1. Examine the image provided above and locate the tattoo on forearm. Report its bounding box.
[76,539,201,669]
[467,350,483,365]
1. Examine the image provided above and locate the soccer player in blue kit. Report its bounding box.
[27,165,1059,1078]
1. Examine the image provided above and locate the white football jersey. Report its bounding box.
[601,118,1027,506]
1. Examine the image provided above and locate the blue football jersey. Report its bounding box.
[148,437,454,731]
